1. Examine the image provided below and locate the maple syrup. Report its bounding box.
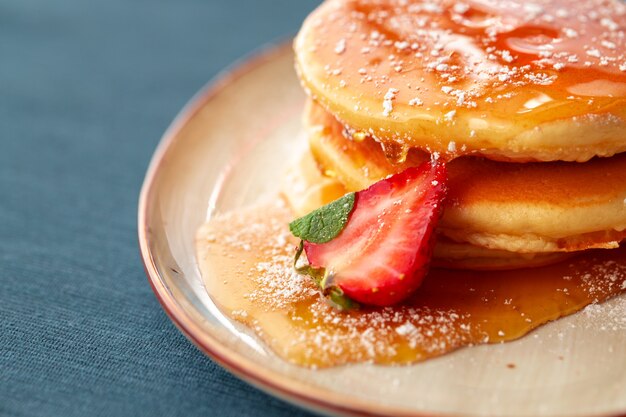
[196,200,626,368]
[308,0,626,120]
[197,0,626,368]
[295,0,626,161]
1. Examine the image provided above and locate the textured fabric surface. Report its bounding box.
[0,1,321,416]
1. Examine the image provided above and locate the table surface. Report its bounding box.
[1,1,322,416]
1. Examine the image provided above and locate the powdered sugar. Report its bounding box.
[306,0,626,111]
[382,87,399,116]
[197,200,626,368]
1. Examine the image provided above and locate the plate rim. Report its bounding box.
[137,41,626,417]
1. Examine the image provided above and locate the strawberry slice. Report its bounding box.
[301,159,447,307]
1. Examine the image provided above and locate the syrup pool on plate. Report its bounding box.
[196,199,626,368]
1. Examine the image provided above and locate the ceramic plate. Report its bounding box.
[138,43,626,417]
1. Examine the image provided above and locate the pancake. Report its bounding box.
[282,148,574,270]
[295,0,626,162]
[432,239,574,270]
[304,100,626,253]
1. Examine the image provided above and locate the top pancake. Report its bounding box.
[295,0,626,162]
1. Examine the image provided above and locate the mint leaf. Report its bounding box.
[289,192,356,244]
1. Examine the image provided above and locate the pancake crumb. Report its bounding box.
[334,38,346,55]
[382,87,399,116]
[444,110,456,122]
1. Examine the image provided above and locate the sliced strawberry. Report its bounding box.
[304,159,447,306]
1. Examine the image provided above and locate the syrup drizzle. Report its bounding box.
[196,200,626,368]
[307,0,626,121]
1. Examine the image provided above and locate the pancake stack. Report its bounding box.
[289,0,626,270]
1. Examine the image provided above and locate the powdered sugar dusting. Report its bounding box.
[576,258,626,301]
[382,87,399,116]
[293,303,474,365]
[582,297,626,331]
[252,256,318,309]
[306,0,626,112]
[197,200,626,368]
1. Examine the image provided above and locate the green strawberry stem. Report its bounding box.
[293,241,359,311]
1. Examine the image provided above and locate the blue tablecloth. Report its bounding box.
[1,1,320,415]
